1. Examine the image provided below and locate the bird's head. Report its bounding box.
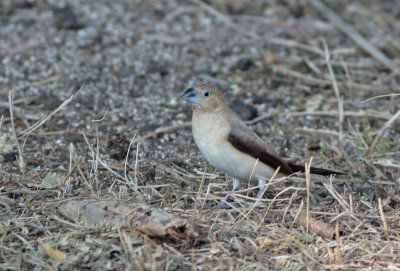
[182,84,227,112]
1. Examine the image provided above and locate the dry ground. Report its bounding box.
[1,0,400,270]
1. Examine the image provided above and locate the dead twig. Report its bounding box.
[58,199,193,240]
[245,112,280,125]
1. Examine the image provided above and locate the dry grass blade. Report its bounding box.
[0,115,3,132]
[245,112,280,125]
[124,133,137,183]
[366,108,400,157]
[323,177,361,223]
[17,84,83,137]
[305,157,313,234]
[118,227,134,258]
[37,238,67,263]
[362,93,400,103]
[194,167,207,215]
[133,141,140,190]
[8,89,25,174]
[82,132,125,181]
[69,143,96,196]
[91,107,109,123]
[246,158,259,197]
[378,198,389,240]
[323,41,344,144]
[260,185,299,227]
[295,127,341,137]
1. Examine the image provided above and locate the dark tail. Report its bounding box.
[288,163,345,176]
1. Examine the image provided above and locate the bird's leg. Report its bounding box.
[255,179,267,200]
[205,178,240,209]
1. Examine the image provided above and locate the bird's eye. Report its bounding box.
[203,91,210,97]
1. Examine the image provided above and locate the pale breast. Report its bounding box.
[192,111,230,161]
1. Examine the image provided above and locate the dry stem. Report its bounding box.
[8,89,25,174]
[323,41,344,144]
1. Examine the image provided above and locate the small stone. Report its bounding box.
[38,92,61,111]
[141,123,159,132]
[230,100,258,121]
[53,5,84,30]
[175,113,186,121]
[231,57,255,71]
[147,61,169,77]
[225,0,245,14]
[3,152,18,163]
[264,55,278,67]
[107,134,130,161]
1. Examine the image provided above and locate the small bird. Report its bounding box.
[182,84,343,209]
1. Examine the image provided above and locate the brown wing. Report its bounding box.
[227,119,294,175]
[227,116,345,176]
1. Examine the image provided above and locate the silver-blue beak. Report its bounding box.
[182,87,198,104]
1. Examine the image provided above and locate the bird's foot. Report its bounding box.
[203,200,232,210]
[256,185,266,200]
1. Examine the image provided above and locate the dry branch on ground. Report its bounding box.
[57,199,193,240]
